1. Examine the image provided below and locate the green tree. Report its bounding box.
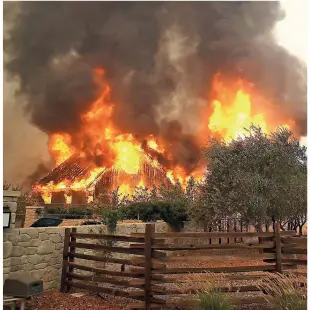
[191,126,307,231]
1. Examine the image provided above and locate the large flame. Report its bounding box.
[207,74,291,141]
[113,135,141,174]
[49,133,74,166]
[35,70,294,203]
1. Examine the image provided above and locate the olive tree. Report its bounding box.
[191,126,307,232]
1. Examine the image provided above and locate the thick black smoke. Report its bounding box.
[4,2,307,176]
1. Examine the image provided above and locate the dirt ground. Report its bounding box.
[23,291,123,310]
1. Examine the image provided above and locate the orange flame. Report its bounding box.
[49,133,73,166]
[112,135,142,174]
[207,74,291,141]
[35,70,295,203]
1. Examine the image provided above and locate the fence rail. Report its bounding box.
[60,223,306,309]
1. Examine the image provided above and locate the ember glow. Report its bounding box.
[35,70,294,204]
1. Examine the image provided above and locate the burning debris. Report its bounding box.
[3,2,306,200]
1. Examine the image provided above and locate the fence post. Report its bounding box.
[144,223,155,309]
[274,222,283,273]
[60,228,71,292]
[227,220,230,244]
[66,227,77,292]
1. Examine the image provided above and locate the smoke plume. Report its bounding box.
[4,2,307,180]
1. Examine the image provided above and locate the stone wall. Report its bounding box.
[3,222,171,291]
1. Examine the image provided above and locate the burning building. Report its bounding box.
[36,148,170,204]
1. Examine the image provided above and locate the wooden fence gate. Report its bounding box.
[61,224,306,309]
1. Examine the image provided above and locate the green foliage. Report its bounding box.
[192,126,307,229]
[92,181,193,231]
[273,294,307,310]
[98,208,119,233]
[119,201,188,231]
[195,291,232,310]
[45,206,92,219]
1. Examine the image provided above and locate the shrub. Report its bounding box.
[118,201,188,230]
[100,208,119,233]
[179,273,232,310]
[45,206,67,217]
[259,273,307,310]
[44,206,93,219]
[195,291,232,310]
[67,207,92,219]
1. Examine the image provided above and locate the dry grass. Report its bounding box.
[259,273,307,310]
[178,272,231,292]
[179,273,233,310]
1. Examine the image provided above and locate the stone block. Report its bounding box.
[3,233,10,242]
[30,270,45,281]
[11,245,26,257]
[39,233,49,241]
[8,234,19,246]
[3,267,11,275]
[50,234,62,243]
[22,264,34,272]
[11,213,16,224]
[3,241,13,258]
[41,255,53,263]
[34,263,48,270]
[21,228,39,239]
[51,251,61,258]
[50,257,62,265]
[19,233,32,242]
[37,240,55,255]
[55,243,64,250]
[44,268,60,282]
[10,265,23,272]
[26,247,38,255]
[29,239,42,247]
[28,254,45,265]
[21,256,29,265]
[45,227,63,234]
[11,257,22,266]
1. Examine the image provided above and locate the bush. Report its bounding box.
[100,208,119,233]
[67,207,92,219]
[179,273,232,310]
[44,206,93,219]
[195,291,232,310]
[118,202,188,230]
[260,273,307,310]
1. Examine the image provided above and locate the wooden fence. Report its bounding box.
[60,224,306,309]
